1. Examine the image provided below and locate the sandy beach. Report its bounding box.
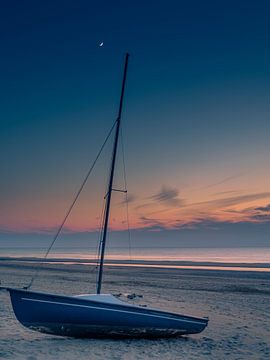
[0,260,269,360]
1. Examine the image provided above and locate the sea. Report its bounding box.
[1,246,270,264]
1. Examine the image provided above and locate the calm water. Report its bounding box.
[1,246,270,264]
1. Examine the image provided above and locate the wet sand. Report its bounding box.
[0,260,269,359]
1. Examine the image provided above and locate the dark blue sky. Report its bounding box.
[1,1,270,247]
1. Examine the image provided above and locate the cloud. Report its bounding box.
[242,203,270,222]
[199,173,244,190]
[135,191,270,229]
[250,213,270,221]
[190,192,270,210]
[139,216,166,229]
[150,185,184,207]
[119,194,137,205]
[139,193,270,231]
[219,202,270,224]
[138,212,270,232]
[254,204,270,212]
[213,190,240,196]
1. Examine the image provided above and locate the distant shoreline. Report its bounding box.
[1,256,270,272]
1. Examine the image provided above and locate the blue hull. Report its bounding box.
[8,288,208,338]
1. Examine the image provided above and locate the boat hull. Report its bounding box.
[8,288,208,338]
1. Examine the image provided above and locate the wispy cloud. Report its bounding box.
[190,192,270,210]
[136,192,270,231]
[212,190,241,197]
[201,201,270,225]
[139,216,167,229]
[254,204,270,212]
[199,173,244,190]
[244,203,270,222]
[149,185,184,207]
[118,193,137,205]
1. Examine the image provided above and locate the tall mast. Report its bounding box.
[96,53,130,294]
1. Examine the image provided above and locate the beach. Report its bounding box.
[0,260,269,360]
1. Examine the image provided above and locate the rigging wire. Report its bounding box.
[24,119,117,290]
[120,127,132,262]
[94,126,132,291]
[94,197,106,288]
[94,132,116,288]
[85,195,107,292]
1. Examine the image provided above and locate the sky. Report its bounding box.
[1,0,270,249]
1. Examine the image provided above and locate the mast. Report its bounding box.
[96,53,130,294]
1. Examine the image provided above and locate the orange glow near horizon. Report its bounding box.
[2,167,270,234]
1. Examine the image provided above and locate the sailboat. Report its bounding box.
[4,53,208,338]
